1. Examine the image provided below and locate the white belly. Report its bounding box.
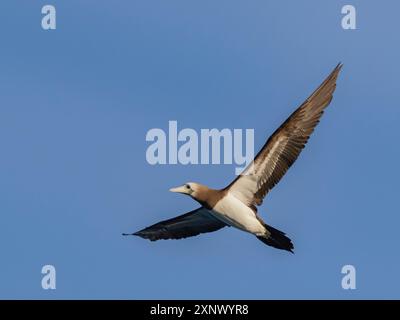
[210,193,266,235]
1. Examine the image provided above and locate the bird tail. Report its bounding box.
[257,224,294,253]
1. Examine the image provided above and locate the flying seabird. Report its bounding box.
[124,64,343,252]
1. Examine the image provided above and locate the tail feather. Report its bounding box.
[257,224,294,253]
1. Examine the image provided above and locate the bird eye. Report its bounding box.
[186,184,190,189]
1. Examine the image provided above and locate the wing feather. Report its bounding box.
[226,64,343,208]
[128,207,227,241]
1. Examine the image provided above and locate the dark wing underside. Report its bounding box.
[226,64,343,209]
[125,207,227,241]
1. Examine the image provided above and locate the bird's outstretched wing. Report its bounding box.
[125,207,227,241]
[225,64,343,209]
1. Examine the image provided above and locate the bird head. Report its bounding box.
[169,182,208,202]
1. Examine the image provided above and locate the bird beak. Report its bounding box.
[169,185,187,194]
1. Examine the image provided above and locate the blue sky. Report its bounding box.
[1,1,399,299]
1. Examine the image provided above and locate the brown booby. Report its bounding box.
[124,64,343,252]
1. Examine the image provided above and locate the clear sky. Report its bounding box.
[1,1,399,299]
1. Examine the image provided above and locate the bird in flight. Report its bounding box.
[124,64,343,253]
